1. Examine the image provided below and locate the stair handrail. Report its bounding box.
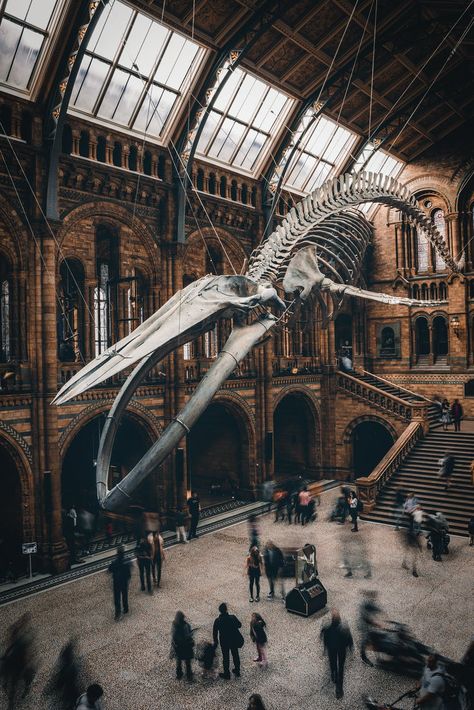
[356,421,424,512]
[361,370,436,404]
[337,371,428,412]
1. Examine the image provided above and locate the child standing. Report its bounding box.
[250,613,268,668]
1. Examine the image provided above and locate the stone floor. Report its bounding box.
[1,489,473,710]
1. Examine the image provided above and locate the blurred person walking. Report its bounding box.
[171,611,194,681]
[441,399,451,430]
[401,526,422,577]
[175,507,188,543]
[0,613,37,710]
[438,452,455,491]
[187,491,200,540]
[136,536,153,593]
[320,609,354,699]
[248,515,260,549]
[246,546,264,602]
[263,541,285,599]
[151,530,165,587]
[43,637,84,709]
[108,545,131,619]
[250,612,268,668]
[212,603,244,679]
[358,591,383,667]
[75,683,103,710]
[349,491,360,532]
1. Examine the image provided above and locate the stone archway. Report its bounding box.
[0,432,34,575]
[348,418,396,478]
[187,396,255,502]
[273,389,320,479]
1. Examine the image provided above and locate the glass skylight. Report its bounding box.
[282,112,357,194]
[69,0,205,142]
[0,0,64,95]
[352,144,404,214]
[196,66,294,175]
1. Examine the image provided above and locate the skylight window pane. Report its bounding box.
[111,74,144,125]
[134,86,177,138]
[89,2,133,61]
[253,89,287,132]
[233,129,266,170]
[324,125,351,163]
[5,0,57,30]
[305,118,334,156]
[208,118,246,162]
[229,75,266,122]
[154,34,198,90]
[0,19,22,83]
[307,162,332,192]
[287,153,314,188]
[213,68,243,111]
[120,18,168,75]
[7,27,43,89]
[98,68,132,120]
[73,57,109,113]
[196,109,221,154]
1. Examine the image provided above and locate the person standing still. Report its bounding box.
[136,537,153,593]
[250,613,268,668]
[171,611,194,681]
[175,507,188,543]
[320,609,354,699]
[187,491,200,540]
[450,398,463,432]
[246,546,263,602]
[212,603,243,679]
[349,492,359,532]
[263,541,285,599]
[108,545,131,619]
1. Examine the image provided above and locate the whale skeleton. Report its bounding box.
[53,172,462,510]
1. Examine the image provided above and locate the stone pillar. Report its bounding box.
[11,103,22,139]
[105,135,113,164]
[89,137,97,161]
[37,227,68,572]
[71,130,80,157]
[263,339,274,481]
[446,213,461,263]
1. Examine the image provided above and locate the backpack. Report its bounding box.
[357,498,364,513]
[432,671,462,710]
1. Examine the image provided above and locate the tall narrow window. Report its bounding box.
[204,326,217,358]
[58,259,84,361]
[94,263,109,355]
[433,209,447,271]
[417,230,430,272]
[0,278,10,362]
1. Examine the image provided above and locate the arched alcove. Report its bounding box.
[351,420,395,477]
[273,391,319,479]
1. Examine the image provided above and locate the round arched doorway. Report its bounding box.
[61,413,156,522]
[0,439,23,575]
[273,392,318,479]
[187,401,249,502]
[351,420,395,477]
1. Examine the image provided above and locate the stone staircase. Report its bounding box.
[361,430,474,536]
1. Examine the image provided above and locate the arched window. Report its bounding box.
[251,186,257,207]
[196,168,204,191]
[241,184,248,204]
[204,325,218,358]
[230,180,238,201]
[432,209,446,271]
[124,269,147,335]
[380,326,396,356]
[57,259,85,362]
[94,225,118,355]
[417,230,430,272]
[469,281,474,299]
[465,379,474,397]
[113,142,122,167]
[0,255,11,363]
[62,124,72,154]
[432,315,448,359]
[0,105,12,136]
[439,282,447,300]
[209,173,216,195]
[430,283,437,300]
[415,316,430,357]
[412,284,420,300]
[158,155,166,179]
[421,283,428,300]
[143,150,152,176]
[206,245,223,275]
[97,136,106,162]
[128,145,138,172]
[79,131,89,158]
[220,176,227,198]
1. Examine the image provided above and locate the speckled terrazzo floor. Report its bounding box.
[1,489,473,710]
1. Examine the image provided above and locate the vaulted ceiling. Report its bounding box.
[133,0,474,162]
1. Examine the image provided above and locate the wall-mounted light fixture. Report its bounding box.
[450,315,461,338]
